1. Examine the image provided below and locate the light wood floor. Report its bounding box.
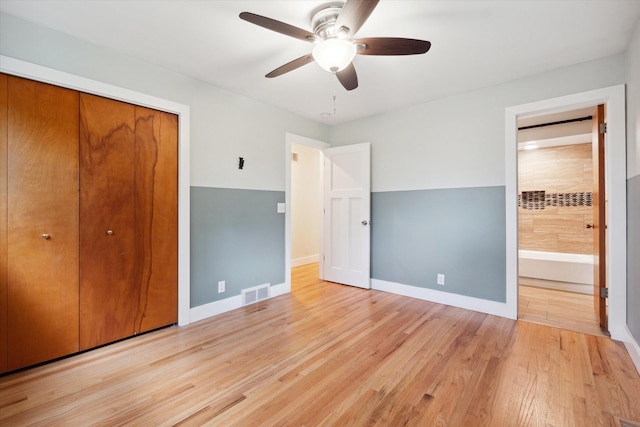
[1,263,639,426]
[519,283,606,337]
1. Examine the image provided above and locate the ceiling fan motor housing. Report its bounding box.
[311,6,343,39]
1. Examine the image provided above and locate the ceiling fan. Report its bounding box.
[239,0,431,91]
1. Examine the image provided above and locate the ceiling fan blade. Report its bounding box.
[265,54,315,78]
[355,38,431,55]
[336,63,358,91]
[240,12,317,43]
[335,0,380,36]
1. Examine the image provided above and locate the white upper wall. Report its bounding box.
[329,55,626,192]
[627,17,640,179]
[2,11,635,189]
[0,12,328,191]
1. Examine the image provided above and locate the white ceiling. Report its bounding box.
[1,0,639,125]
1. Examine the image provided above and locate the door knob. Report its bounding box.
[586,224,594,229]
[41,233,50,240]
[361,220,368,226]
[106,230,114,236]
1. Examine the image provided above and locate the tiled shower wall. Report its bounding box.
[518,143,594,254]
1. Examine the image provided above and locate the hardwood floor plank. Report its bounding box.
[1,263,639,426]
[519,283,605,337]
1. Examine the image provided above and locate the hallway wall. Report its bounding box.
[291,143,321,267]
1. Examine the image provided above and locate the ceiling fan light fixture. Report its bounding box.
[240,0,431,91]
[312,38,357,73]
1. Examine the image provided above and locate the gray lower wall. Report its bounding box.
[628,175,640,341]
[371,186,506,302]
[190,187,285,307]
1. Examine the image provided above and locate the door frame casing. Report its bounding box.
[285,133,330,290]
[0,55,192,327]
[505,84,626,340]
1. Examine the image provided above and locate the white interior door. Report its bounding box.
[323,143,371,289]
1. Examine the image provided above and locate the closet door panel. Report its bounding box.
[134,107,178,333]
[0,74,8,373]
[79,94,137,350]
[6,76,79,371]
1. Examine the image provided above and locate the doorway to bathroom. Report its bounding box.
[516,106,607,336]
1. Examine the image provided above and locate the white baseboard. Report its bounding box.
[190,282,288,323]
[622,326,640,376]
[270,282,289,298]
[291,255,319,267]
[371,279,510,318]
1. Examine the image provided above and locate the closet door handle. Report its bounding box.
[106,230,114,236]
[586,224,594,229]
[41,233,50,240]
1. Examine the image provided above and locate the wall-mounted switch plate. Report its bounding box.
[218,280,225,293]
[277,203,286,213]
[437,274,445,286]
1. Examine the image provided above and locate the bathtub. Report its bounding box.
[518,250,594,285]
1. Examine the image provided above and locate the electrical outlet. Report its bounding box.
[218,280,225,293]
[437,274,445,286]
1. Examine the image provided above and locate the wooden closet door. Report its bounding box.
[79,94,137,350]
[6,76,80,371]
[134,107,178,333]
[0,74,8,373]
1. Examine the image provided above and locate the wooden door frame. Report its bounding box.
[284,133,329,290]
[0,55,192,327]
[592,105,607,329]
[505,85,627,340]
